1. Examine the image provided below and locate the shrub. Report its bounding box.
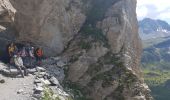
[78,40,92,50]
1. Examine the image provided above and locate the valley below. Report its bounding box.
[140,18,170,100]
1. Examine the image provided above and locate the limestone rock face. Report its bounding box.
[0,0,153,100]
[9,0,86,56]
[0,0,16,57]
[0,0,15,27]
[98,0,142,76]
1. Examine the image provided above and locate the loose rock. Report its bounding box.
[17,89,24,94]
[0,79,5,83]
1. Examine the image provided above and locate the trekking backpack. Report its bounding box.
[36,48,43,57]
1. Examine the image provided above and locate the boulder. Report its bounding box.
[0,79,5,83]
[36,67,46,72]
[27,68,37,74]
[57,60,66,67]
[17,89,24,94]
[40,78,51,85]
[49,76,60,86]
[34,86,43,92]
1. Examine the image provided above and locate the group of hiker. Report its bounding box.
[7,42,43,77]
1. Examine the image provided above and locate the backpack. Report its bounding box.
[8,44,16,56]
[36,48,43,57]
[21,48,27,57]
[8,46,14,53]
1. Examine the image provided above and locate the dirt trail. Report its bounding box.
[0,74,35,100]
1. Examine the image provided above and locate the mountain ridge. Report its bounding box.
[139,18,170,40]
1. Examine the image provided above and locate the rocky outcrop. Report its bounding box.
[0,0,15,28]
[0,0,152,100]
[97,0,142,76]
[8,0,86,56]
[61,0,152,100]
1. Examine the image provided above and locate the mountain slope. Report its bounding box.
[139,18,170,40]
[141,29,170,100]
[0,0,152,100]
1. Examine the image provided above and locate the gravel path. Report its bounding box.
[0,74,35,100]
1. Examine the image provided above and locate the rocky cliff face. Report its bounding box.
[0,0,152,100]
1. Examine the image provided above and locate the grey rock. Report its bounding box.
[57,60,66,67]
[52,57,60,61]
[31,97,38,100]
[39,72,46,76]
[36,67,46,72]
[37,74,44,78]
[10,68,19,74]
[17,89,24,94]
[41,58,56,65]
[34,86,43,92]
[36,82,43,87]
[40,78,51,85]
[32,93,42,99]
[49,76,60,86]
[1,68,11,76]
[34,79,41,84]
[0,79,5,83]
[27,68,37,74]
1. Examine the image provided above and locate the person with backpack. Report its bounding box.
[13,54,28,77]
[19,47,30,67]
[28,47,36,68]
[35,47,43,65]
[8,42,18,57]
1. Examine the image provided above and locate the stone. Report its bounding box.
[1,68,11,76]
[52,57,60,61]
[34,86,43,92]
[39,72,46,76]
[34,79,41,83]
[27,68,37,74]
[32,93,42,99]
[31,97,38,100]
[36,82,43,87]
[10,68,19,74]
[49,76,60,86]
[37,74,44,78]
[17,89,24,94]
[40,78,51,85]
[41,58,56,65]
[36,67,46,72]
[133,95,146,100]
[0,62,9,70]
[57,60,66,67]
[0,79,5,83]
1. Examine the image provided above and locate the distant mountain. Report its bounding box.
[139,18,170,40]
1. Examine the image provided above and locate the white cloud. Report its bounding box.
[137,0,170,23]
[137,6,148,20]
[158,12,170,19]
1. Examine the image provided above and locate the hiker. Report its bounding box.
[13,55,28,77]
[28,47,36,68]
[35,47,43,65]
[8,42,18,58]
[29,47,35,58]
[19,47,30,67]
[20,47,27,58]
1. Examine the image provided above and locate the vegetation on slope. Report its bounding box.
[141,39,170,100]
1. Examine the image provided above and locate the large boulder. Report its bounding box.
[8,0,86,56]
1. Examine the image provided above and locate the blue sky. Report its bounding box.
[137,0,170,24]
